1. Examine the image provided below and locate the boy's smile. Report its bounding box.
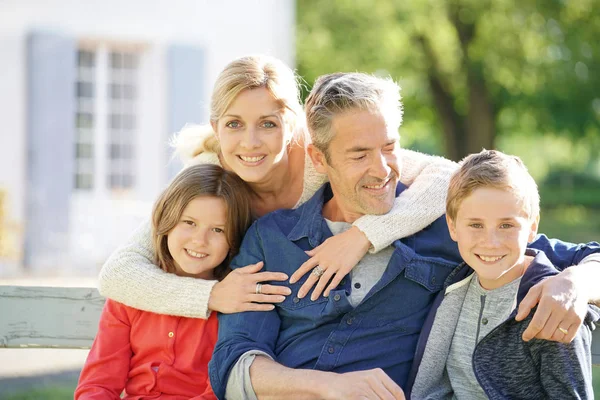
[447,187,539,290]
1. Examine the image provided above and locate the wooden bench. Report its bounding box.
[0,285,599,366]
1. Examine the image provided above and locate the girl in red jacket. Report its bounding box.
[75,164,254,399]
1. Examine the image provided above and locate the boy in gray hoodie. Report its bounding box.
[409,149,598,399]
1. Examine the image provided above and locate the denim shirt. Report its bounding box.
[208,183,597,400]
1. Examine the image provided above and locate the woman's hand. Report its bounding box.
[208,262,291,313]
[290,226,371,301]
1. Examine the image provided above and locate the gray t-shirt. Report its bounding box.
[446,274,521,399]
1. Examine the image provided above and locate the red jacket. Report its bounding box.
[75,299,218,400]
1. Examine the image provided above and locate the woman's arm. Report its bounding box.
[290,149,458,298]
[74,300,133,400]
[98,221,217,318]
[354,148,458,252]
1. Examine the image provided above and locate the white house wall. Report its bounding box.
[0,0,295,274]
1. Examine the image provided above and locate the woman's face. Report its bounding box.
[214,88,292,184]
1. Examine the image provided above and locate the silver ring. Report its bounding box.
[311,265,325,278]
[255,283,263,295]
[558,327,568,335]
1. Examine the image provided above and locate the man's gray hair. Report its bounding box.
[305,72,403,157]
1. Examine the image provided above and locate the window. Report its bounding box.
[74,46,140,192]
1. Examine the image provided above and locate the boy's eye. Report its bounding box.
[225,120,242,129]
[262,121,277,128]
[500,223,514,229]
[469,223,483,229]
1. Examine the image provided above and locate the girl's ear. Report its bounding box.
[307,144,328,174]
[446,215,458,242]
[527,214,540,243]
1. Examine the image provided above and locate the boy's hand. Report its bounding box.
[516,268,588,343]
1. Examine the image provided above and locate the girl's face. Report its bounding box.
[214,87,291,184]
[167,196,230,279]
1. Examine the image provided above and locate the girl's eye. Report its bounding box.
[225,120,242,129]
[212,227,224,233]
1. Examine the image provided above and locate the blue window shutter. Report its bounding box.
[25,31,76,270]
[167,44,206,178]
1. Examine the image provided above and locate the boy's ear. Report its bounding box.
[446,215,458,242]
[527,214,540,243]
[307,144,328,174]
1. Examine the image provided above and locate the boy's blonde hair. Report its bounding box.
[446,149,540,221]
[151,164,253,280]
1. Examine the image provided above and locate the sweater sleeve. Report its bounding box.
[353,149,459,253]
[74,300,133,400]
[98,220,216,319]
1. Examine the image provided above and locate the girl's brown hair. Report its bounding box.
[151,164,253,280]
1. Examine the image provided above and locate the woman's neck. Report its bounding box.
[249,142,305,217]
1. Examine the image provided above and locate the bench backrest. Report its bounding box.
[0,285,599,366]
[0,285,104,349]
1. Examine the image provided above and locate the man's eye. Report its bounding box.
[225,121,241,129]
[352,155,366,161]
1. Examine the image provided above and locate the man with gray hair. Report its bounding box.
[208,72,600,400]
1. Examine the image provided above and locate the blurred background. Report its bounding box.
[0,0,598,398]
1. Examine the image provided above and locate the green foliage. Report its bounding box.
[297,0,600,158]
[0,386,75,400]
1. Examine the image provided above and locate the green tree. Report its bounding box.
[297,0,600,161]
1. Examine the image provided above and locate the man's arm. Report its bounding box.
[250,357,405,400]
[519,236,600,342]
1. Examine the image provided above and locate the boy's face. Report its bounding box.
[447,187,539,290]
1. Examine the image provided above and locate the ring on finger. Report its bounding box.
[558,327,569,335]
[311,265,325,278]
[255,283,263,295]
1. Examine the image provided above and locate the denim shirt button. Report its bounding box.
[346,318,354,325]
[340,279,346,286]
[431,276,437,284]
[333,294,341,301]
[293,297,300,304]
[328,347,335,354]
[482,317,488,325]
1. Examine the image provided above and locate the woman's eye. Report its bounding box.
[262,121,277,128]
[225,121,241,129]
[182,220,195,227]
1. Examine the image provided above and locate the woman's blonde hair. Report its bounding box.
[173,55,305,164]
[151,164,254,280]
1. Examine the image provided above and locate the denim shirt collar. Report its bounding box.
[287,182,407,246]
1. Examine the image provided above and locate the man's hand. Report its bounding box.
[290,226,371,301]
[322,369,405,400]
[516,268,588,343]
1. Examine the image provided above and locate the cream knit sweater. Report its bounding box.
[99,137,458,318]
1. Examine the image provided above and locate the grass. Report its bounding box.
[0,386,75,400]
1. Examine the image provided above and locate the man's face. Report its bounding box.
[310,109,401,222]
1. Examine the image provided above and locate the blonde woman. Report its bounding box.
[99,55,458,318]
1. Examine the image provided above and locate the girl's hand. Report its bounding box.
[208,262,291,313]
[289,226,371,301]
